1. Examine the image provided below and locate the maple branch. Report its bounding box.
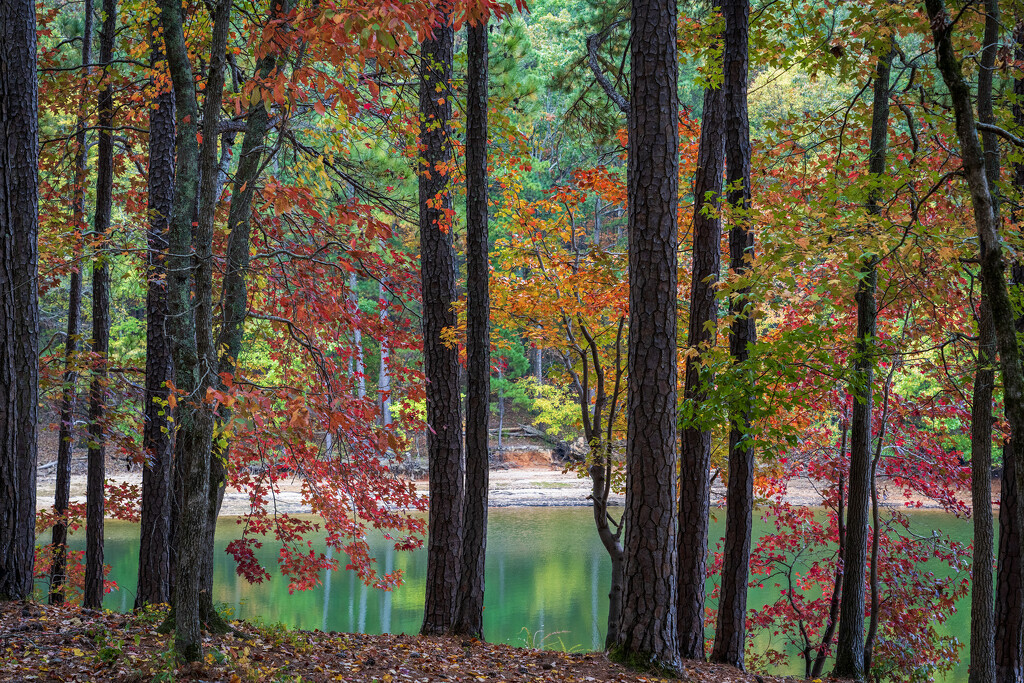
[586,24,629,115]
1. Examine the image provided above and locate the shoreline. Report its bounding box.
[35,463,976,516]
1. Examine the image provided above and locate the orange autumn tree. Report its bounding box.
[491,116,699,646]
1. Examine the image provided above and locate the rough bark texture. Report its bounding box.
[832,46,892,682]
[50,0,92,606]
[0,0,40,603]
[190,0,232,629]
[711,0,755,669]
[678,80,725,661]
[971,299,997,683]
[418,8,465,637]
[136,44,176,609]
[156,0,206,657]
[613,0,679,669]
[970,6,999,678]
[84,0,117,610]
[925,4,1024,683]
[453,18,490,639]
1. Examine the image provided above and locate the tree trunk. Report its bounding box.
[613,0,680,669]
[0,0,40,603]
[925,4,1024,682]
[84,0,117,610]
[352,271,366,399]
[678,77,725,662]
[187,0,232,633]
[418,7,464,636]
[711,0,756,669]
[203,0,289,618]
[969,5,999,677]
[453,17,490,640]
[830,45,892,682]
[379,282,393,427]
[156,0,213,657]
[136,42,176,610]
[50,0,92,606]
[972,299,997,683]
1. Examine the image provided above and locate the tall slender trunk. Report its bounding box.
[136,41,176,609]
[972,300,997,683]
[678,76,725,661]
[711,0,755,669]
[454,18,490,639]
[379,281,393,427]
[351,272,365,398]
[832,46,892,681]
[614,0,680,668]
[84,0,117,610]
[925,5,1024,682]
[418,6,465,636]
[0,0,40,603]
[50,0,92,606]
[970,5,1000,678]
[187,0,232,631]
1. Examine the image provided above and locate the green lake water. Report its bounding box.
[66,507,973,681]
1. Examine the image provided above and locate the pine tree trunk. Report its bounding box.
[454,18,490,639]
[0,0,40,603]
[50,0,92,606]
[613,0,680,668]
[832,46,892,681]
[84,0,117,609]
[418,7,464,636]
[711,0,756,669]
[678,78,725,662]
[925,4,1024,682]
[136,43,176,609]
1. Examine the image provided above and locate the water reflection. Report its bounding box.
[64,507,970,681]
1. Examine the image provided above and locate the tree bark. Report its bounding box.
[613,0,679,669]
[156,0,211,657]
[50,0,92,606]
[84,0,117,610]
[454,17,490,639]
[711,0,756,669]
[418,7,465,636]
[971,299,997,683]
[678,78,725,661]
[379,281,393,427]
[136,40,176,609]
[351,271,366,399]
[0,0,40,603]
[189,0,232,630]
[832,46,892,682]
[969,5,999,678]
[925,4,1024,682]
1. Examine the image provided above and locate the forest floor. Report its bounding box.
[0,601,834,683]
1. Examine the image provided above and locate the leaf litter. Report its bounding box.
[0,602,843,683]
